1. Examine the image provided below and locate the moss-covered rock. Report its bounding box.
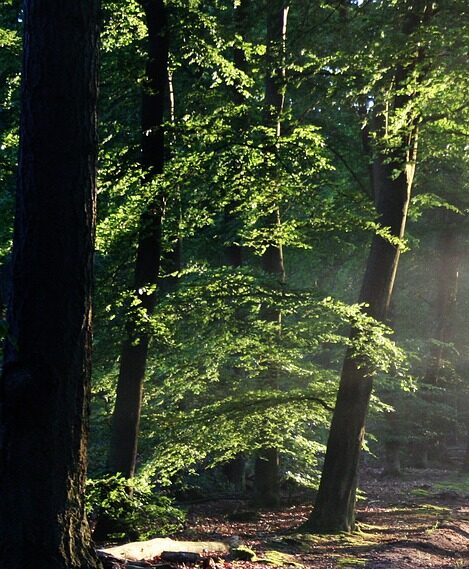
[232,546,258,561]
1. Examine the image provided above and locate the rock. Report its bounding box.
[160,551,202,564]
[96,550,124,569]
[232,546,257,561]
[227,535,241,548]
[103,538,229,561]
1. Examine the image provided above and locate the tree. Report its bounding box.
[253,0,289,508]
[414,213,463,466]
[302,0,429,533]
[0,0,101,566]
[108,0,169,479]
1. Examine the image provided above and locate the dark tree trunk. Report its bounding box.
[302,138,416,534]
[223,454,247,493]
[424,220,461,385]
[302,26,423,529]
[0,258,11,323]
[0,1,100,567]
[221,0,249,492]
[108,0,169,478]
[222,0,248,269]
[381,390,403,478]
[254,0,289,509]
[254,215,285,506]
[415,216,462,466]
[383,441,402,477]
[461,434,469,474]
[254,448,280,507]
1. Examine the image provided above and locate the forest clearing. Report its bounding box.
[0,0,468,567]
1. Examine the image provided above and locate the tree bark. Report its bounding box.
[108,0,169,478]
[0,0,100,566]
[253,0,289,509]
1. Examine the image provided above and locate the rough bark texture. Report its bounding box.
[302,1,427,528]
[254,0,288,508]
[0,1,100,567]
[108,0,168,478]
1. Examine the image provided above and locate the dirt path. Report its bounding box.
[181,467,469,568]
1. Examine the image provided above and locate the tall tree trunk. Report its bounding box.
[108,0,169,478]
[303,125,417,534]
[0,258,11,324]
[0,0,100,566]
[254,0,289,509]
[415,215,462,466]
[302,1,427,529]
[222,0,249,492]
[461,432,469,474]
[382,394,403,477]
[424,218,461,386]
[223,0,247,269]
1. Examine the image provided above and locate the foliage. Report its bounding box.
[1,0,468,511]
[85,474,186,542]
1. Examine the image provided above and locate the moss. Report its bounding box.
[434,475,469,494]
[337,557,366,566]
[232,546,257,561]
[271,529,380,555]
[411,475,469,499]
[411,487,432,497]
[258,550,303,567]
[418,503,451,514]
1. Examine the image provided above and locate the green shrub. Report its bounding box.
[86,474,186,542]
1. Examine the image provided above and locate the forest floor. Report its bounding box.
[178,466,469,569]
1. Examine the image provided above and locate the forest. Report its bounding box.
[0,0,468,567]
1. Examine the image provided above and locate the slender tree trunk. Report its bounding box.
[424,220,461,385]
[254,0,289,509]
[302,16,425,527]
[461,433,469,474]
[0,258,11,323]
[414,216,462,466]
[381,382,403,477]
[302,125,417,533]
[0,0,100,566]
[223,0,248,268]
[222,0,249,492]
[384,441,402,477]
[108,0,169,478]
